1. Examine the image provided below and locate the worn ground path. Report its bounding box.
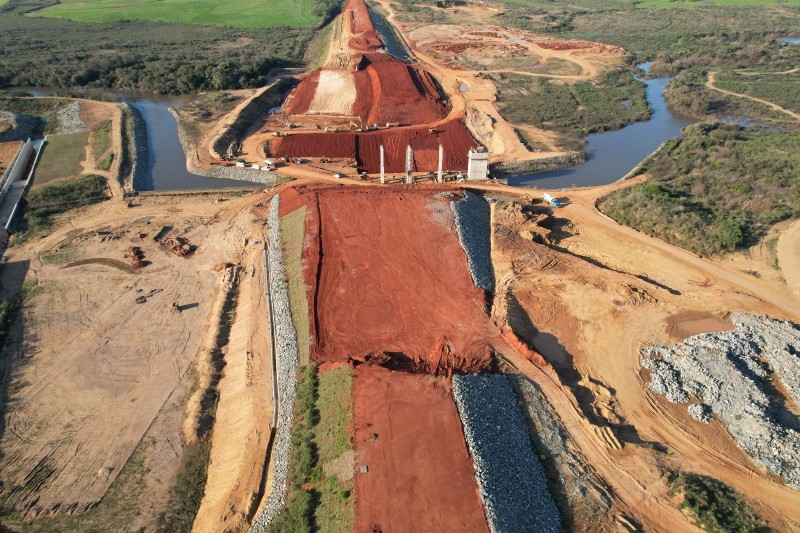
[707,71,799,120]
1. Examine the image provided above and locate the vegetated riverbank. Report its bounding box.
[600,122,799,256]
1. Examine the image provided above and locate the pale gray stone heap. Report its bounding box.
[641,313,800,490]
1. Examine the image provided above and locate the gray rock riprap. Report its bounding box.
[451,190,494,293]
[169,107,279,186]
[249,195,300,533]
[125,103,149,191]
[641,313,800,489]
[514,376,612,527]
[55,102,87,134]
[453,374,561,533]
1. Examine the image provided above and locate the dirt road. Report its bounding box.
[707,71,800,120]
[777,219,800,299]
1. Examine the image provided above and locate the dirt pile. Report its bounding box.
[269,119,477,173]
[345,0,383,52]
[285,185,495,375]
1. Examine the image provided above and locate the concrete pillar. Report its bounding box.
[437,144,443,183]
[380,145,385,184]
[405,145,413,184]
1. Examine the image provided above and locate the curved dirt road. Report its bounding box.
[707,71,799,120]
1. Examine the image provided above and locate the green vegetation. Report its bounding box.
[36,0,319,29]
[156,440,211,533]
[715,70,800,113]
[669,473,775,533]
[313,366,355,533]
[281,206,311,366]
[268,364,355,533]
[34,131,89,184]
[494,68,649,144]
[0,11,313,95]
[601,123,800,255]
[177,92,245,148]
[18,173,108,237]
[92,119,112,168]
[0,97,67,137]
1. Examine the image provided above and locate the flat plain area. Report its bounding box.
[34,0,318,28]
[352,365,489,533]
[33,132,89,186]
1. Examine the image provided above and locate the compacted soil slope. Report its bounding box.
[287,185,494,373]
[352,365,489,533]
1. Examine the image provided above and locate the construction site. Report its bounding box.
[0,0,799,532]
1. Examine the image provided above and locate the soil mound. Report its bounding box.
[290,185,494,374]
[268,119,477,172]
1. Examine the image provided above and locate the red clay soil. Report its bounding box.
[283,70,320,116]
[351,54,448,125]
[268,119,478,173]
[345,0,383,52]
[281,184,495,374]
[352,365,490,533]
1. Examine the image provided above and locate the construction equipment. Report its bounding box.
[273,131,284,137]
[543,193,562,208]
[349,121,363,132]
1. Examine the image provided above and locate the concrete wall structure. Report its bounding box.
[0,139,33,204]
[467,147,489,181]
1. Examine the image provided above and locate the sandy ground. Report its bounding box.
[352,365,489,532]
[307,71,358,116]
[0,141,23,174]
[0,187,275,523]
[193,226,275,533]
[777,219,800,299]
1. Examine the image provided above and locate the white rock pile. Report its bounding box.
[55,102,87,134]
[641,313,800,490]
[451,190,494,293]
[453,374,561,533]
[249,195,300,532]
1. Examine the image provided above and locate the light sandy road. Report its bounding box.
[777,219,800,299]
[707,71,799,120]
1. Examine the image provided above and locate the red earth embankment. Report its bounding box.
[345,0,383,52]
[268,119,477,172]
[282,184,494,375]
[353,365,490,532]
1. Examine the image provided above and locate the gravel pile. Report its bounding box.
[451,190,494,293]
[514,376,611,526]
[453,374,561,533]
[54,102,87,134]
[169,107,278,186]
[641,313,800,490]
[250,194,300,533]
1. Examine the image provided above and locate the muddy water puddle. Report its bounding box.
[666,311,734,341]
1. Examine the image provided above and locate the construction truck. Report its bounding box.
[543,193,561,208]
[273,131,284,137]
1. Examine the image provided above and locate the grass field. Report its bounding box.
[35,0,317,28]
[281,206,311,366]
[34,131,89,185]
[626,0,799,7]
[714,70,800,113]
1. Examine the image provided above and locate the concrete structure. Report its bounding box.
[437,144,443,183]
[380,145,385,184]
[405,145,413,184]
[467,147,489,181]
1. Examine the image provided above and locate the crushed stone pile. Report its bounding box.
[55,102,87,134]
[642,313,800,490]
[451,190,494,293]
[249,194,300,532]
[453,374,561,533]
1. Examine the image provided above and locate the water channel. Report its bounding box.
[27,88,255,191]
[506,63,696,189]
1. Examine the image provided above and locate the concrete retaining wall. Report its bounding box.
[0,139,33,204]
[491,152,587,178]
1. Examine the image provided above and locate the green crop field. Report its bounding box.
[35,0,318,29]
[625,0,800,7]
